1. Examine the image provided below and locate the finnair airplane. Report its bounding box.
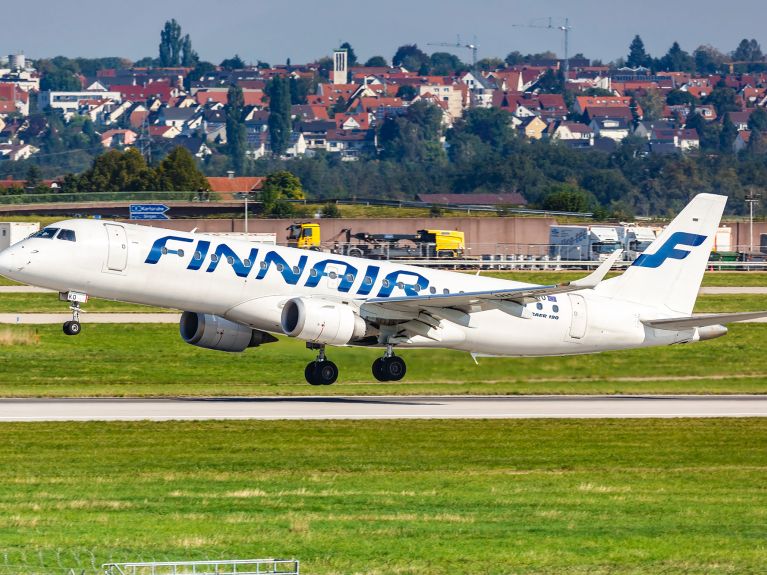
[1,193,764,385]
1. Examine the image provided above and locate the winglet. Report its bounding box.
[567,249,623,289]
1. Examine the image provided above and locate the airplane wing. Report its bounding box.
[361,250,622,318]
[641,311,767,330]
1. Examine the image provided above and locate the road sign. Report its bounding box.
[129,204,170,220]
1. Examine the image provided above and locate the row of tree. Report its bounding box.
[626,35,765,73]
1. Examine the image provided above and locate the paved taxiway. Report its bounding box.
[1,395,765,421]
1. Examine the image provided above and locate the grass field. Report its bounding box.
[0,419,764,574]
[1,323,766,396]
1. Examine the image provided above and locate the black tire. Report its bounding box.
[348,248,364,258]
[305,362,322,386]
[63,321,81,336]
[383,356,406,381]
[317,361,339,385]
[372,357,389,382]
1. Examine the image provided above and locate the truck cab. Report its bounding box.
[418,229,465,258]
[287,223,321,249]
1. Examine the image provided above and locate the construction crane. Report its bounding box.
[427,37,478,69]
[511,17,572,77]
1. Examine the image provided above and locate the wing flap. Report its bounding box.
[642,311,767,330]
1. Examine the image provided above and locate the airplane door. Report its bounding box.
[105,224,128,271]
[569,294,587,339]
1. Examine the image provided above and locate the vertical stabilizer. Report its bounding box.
[596,194,727,315]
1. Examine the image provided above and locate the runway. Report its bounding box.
[1,395,766,421]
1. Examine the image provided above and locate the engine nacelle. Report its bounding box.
[281,297,368,346]
[180,312,277,352]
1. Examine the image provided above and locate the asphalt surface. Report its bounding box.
[1,395,765,421]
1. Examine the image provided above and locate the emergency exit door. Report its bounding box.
[569,294,588,339]
[105,224,128,271]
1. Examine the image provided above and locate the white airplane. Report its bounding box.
[1,193,765,385]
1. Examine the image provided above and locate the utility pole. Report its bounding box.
[745,190,759,253]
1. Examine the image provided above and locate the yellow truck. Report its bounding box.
[288,223,465,259]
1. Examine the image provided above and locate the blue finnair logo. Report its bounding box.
[633,232,707,269]
[144,236,430,298]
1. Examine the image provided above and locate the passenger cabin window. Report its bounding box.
[57,229,76,242]
[33,227,59,239]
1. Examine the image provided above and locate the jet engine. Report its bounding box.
[280,297,368,345]
[180,311,277,352]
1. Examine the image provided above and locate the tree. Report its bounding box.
[658,42,694,72]
[694,45,726,74]
[267,77,291,155]
[157,146,209,191]
[396,85,418,101]
[379,101,445,162]
[40,68,81,91]
[429,52,464,75]
[633,90,664,121]
[719,113,738,153]
[476,57,504,72]
[733,38,763,62]
[705,85,740,117]
[158,19,197,67]
[392,44,430,72]
[332,96,347,116]
[220,55,245,70]
[627,35,651,68]
[748,107,767,132]
[185,60,216,90]
[260,171,304,213]
[505,51,524,66]
[666,89,696,106]
[321,203,342,218]
[364,56,388,67]
[226,84,247,174]
[339,42,358,66]
[25,164,42,188]
[541,184,591,212]
[289,76,311,105]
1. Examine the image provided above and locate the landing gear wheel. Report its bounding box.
[63,320,81,336]
[383,356,406,381]
[372,357,389,382]
[305,361,338,385]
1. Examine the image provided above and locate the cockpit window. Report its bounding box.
[57,229,76,242]
[33,227,59,239]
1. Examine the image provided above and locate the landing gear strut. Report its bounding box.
[304,344,338,386]
[372,344,406,382]
[61,291,87,336]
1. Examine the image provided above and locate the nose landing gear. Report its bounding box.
[60,291,87,336]
[372,344,406,382]
[304,344,338,386]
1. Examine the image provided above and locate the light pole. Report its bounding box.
[745,191,759,253]
[244,193,249,236]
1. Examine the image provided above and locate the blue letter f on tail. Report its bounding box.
[633,232,707,269]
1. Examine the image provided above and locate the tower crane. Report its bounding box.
[511,17,572,77]
[427,37,478,69]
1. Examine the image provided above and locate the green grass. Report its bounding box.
[0,419,765,574]
[0,293,172,313]
[1,323,767,396]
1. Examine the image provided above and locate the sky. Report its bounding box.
[3,0,766,67]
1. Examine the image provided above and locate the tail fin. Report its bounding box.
[597,193,726,315]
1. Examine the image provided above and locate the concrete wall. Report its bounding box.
[123,217,557,256]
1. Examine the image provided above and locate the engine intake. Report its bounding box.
[281,297,368,345]
[180,312,277,352]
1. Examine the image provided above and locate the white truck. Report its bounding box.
[0,222,40,251]
[616,225,657,261]
[549,225,622,261]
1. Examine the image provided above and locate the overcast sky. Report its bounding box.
[3,0,766,66]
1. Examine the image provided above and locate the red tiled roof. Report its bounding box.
[207,176,265,200]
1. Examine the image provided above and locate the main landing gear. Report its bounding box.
[61,291,87,336]
[372,344,406,382]
[304,344,339,386]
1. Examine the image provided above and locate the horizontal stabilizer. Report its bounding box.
[642,311,767,330]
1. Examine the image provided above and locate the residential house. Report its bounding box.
[460,71,495,107]
[285,132,307,157]
[203,109,227,143]
[100,129,138,148]
[298,120,336,150]
[206,176,265,200]
[148,125,181,139]
[325,128,376,159]
[589,116,631,142]
[546,121,594,145]
[733,130,751,153]
[0,143,38,161]
[729,110,753,131]
[173,136,212,158]
[518,116,547,140]
[128,104,149,129]
[39,90,122,119]
[416,83,464,119]
[650,127,700,152]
